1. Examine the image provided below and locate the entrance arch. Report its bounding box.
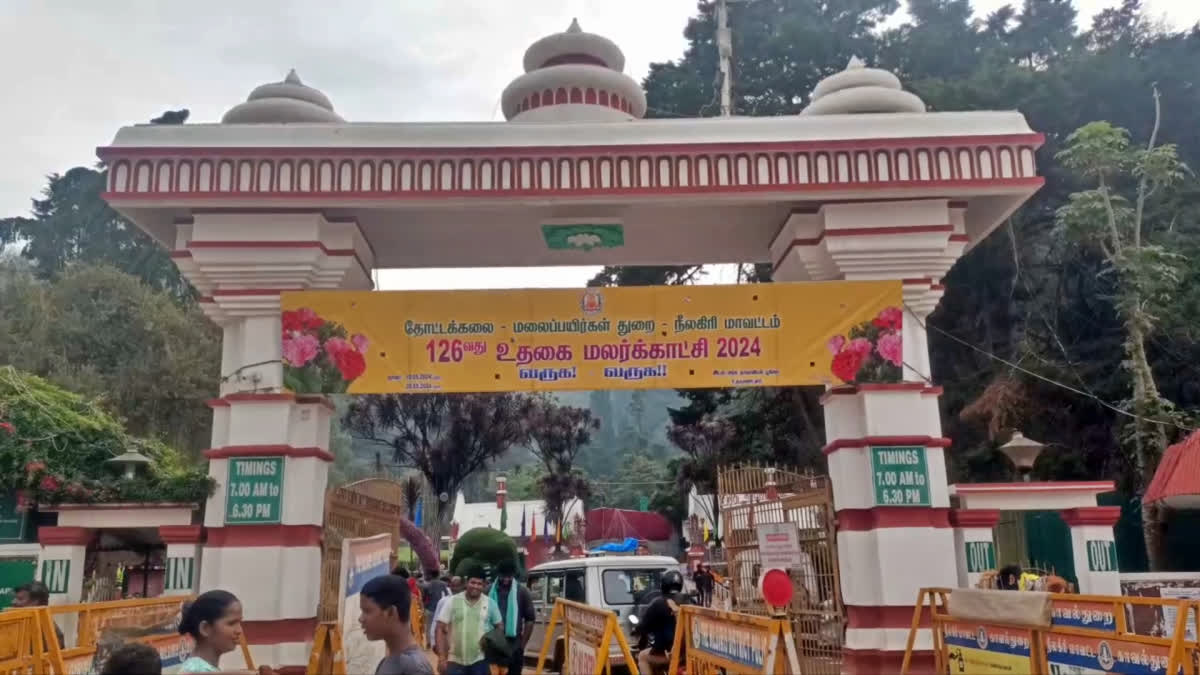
[99,21,1043,671]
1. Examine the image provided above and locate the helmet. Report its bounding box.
[661,570,684,594]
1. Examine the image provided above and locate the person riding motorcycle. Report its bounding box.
[632,570,686,675]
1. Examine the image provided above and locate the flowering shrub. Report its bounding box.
[282,308,369,393]
[0,367,214,507]
[827,306,904,384]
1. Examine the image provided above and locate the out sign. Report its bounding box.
[1087,540,1118,572]
[965,541,996,574]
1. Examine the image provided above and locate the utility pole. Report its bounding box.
[716,0,734,117]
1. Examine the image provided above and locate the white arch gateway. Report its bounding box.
[96,21,1042,672]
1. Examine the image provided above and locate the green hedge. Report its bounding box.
[0,367,214,506]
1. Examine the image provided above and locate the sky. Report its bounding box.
[2,0,1198,291]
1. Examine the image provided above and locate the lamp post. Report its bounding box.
[106,450,152,479]
[999,431,1045,482]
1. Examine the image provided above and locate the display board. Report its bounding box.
[280,281,902,393]
[668,604,800,675]
[337,533,392,675]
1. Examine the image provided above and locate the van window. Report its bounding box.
[546,573,564,603]
[602,568,665,606]
[528,573,547,605]
[564,569,585,603]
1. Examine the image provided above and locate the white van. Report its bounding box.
[524,555,679,672]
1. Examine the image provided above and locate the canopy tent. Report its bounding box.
[1145,429,1200,510]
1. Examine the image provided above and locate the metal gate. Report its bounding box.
[318,480,406,623]
[718,464,844,675]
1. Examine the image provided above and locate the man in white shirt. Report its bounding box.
[435,566,500,675]
[430,575,462,647]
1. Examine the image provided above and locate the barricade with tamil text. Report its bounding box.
[902,587,1200,675]
[668,605,800,675]
[534,598,638,675]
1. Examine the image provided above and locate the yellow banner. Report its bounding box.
[280,280,902,393]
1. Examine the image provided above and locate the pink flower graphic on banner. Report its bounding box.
[872,306,903,331]
[825,305,904,384]
[280,307,369,393]
[827,335,846,355]
[877,332,903,367]
[848,338,873,355]
[282,333,320,367]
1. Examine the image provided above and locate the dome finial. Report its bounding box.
[567,17,582,33]
[846,55,866,69]
[284,69,302,85]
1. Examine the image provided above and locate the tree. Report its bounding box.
[527,397,599,529]
[0,168,192,298]
[344,393,536,544]
[668,414,736,541]
[1054,107,1192,569]
[0,262,219,453]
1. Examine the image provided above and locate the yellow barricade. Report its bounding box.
[902,587,1200,675]
[38,596,254,674]
[307,621,347,675]
[0,607,62,675]
[535,598,639,675]
[668,605,799,675]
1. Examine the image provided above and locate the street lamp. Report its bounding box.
[106,450,152,479]
[999,431,1044,482]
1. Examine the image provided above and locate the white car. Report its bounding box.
[524,555,680,672]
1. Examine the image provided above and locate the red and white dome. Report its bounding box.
[501,19,646,123]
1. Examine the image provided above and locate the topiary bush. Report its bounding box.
[0,367,214,506]
[448,527,520,579]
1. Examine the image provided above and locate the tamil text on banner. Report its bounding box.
[1051,598,1117,631]
[279,281,903,393]
[943,622,1034,674]
[1043,633,1178,675]
[338,533,393,675]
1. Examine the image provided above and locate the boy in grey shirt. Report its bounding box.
[359,575,434,675]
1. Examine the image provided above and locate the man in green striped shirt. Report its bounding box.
[434,564,501,675]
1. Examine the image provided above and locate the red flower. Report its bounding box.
[872,306,903,331]
[330,346,367,382]
[831,349,865,383]
[281,308,323,333]
[0,422,13,434]
[24,461,46,476]
[14,491,29,512]
[39,475,61,492]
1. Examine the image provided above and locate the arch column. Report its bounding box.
[1062,506,1122,595]
[171,212,373,669]
[771,199,967,674]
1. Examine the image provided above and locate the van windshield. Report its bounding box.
[602,568,666,605]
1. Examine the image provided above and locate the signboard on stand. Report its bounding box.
[337,534,392,675]
[224,457,284,525]
[755,523,801,570]
[280,281,902,393]
[870,446,931,506]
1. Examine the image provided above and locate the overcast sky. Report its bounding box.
[3,0,1197,291]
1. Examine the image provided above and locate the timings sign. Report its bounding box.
[280,280,903,394]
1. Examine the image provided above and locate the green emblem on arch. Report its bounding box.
[542,224,624,251]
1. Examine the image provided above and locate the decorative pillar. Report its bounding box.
[37,526,90,648]
[171,212,373,669]
[1061,507,1121,595]
[160,525,204,596]
[772,199,968,674]
[949,510,1000,588]
[36,527,90,603]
